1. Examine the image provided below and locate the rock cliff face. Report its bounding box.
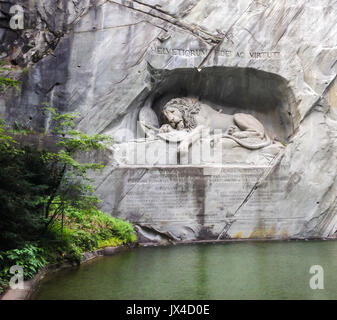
[1,1,337,241]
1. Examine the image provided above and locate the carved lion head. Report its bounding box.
[162,97,200,131]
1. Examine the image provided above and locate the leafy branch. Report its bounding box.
[41,106,113,232]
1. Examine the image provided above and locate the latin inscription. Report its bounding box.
[116,167,287,223]
[151,46,280,59]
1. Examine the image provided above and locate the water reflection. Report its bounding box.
[195,245,208,299]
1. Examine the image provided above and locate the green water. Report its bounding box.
[33,241,337,300]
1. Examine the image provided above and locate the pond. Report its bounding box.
[33,241,337,300]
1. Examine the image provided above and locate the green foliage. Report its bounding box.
[47,200,137,262]
[97,238,123,248]
[0,199,137,293]
[0,118,17,147]
[0,244,47,280]
[0,61,20,92]
[0,119,55,249]
[0,107,136,295]
[53,200,137,243]
[41,106,113,229]
[0,77,20,91]
[10,121,34,135]
[43,105,113,152]
[41,199,137,264]
[109,217,137,243]
[0,244,47,294]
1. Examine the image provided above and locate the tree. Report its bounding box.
[41,106,113,233]
[0,119,52,249]
[0,106,113,249]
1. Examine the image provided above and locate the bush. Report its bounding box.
[97,237,123,248]
[0,244,47,281]
[50,200,137,244]
[46,202,137,264]
[109,218,137,243]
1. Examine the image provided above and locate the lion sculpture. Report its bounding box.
[141,97,274,155]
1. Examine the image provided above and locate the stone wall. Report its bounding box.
[1,1,337,242]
